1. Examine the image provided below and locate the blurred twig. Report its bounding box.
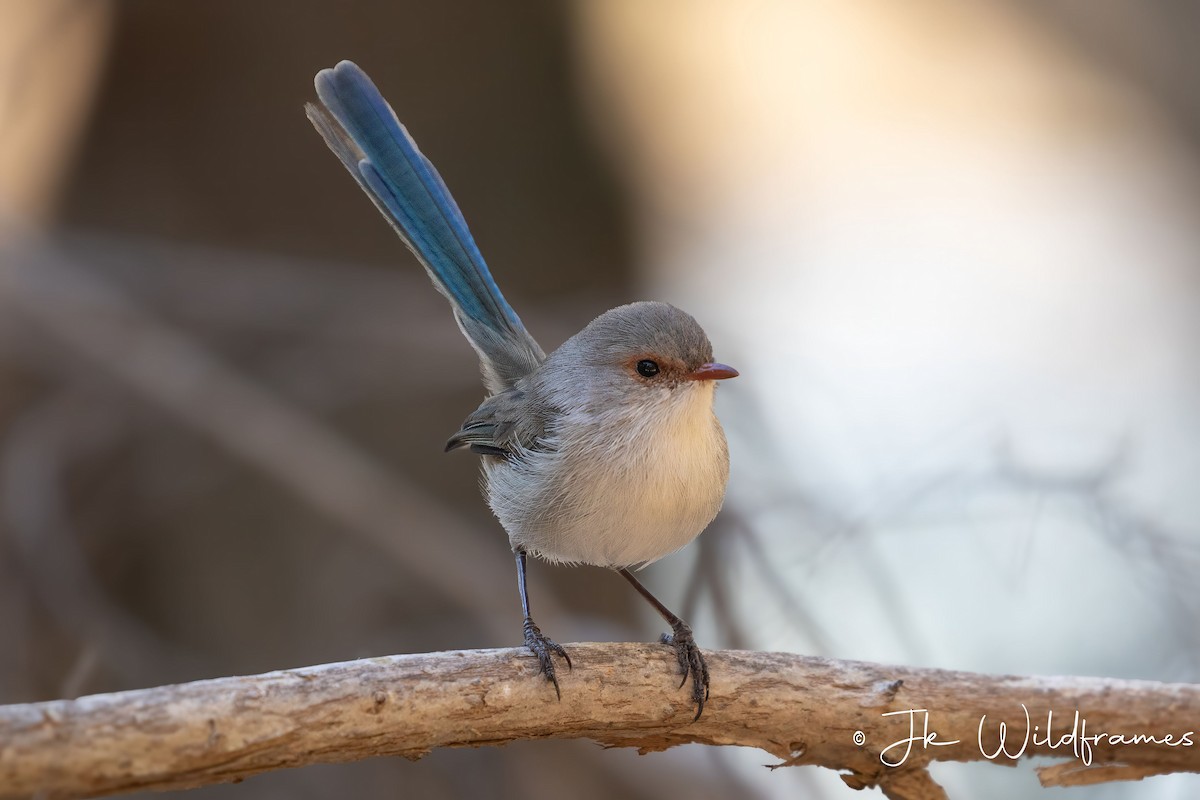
[0,236,541,638]
[997,440,1200,664]
[3,644,1199,800]
[1,389,199,686]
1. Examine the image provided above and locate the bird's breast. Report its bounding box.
[486,383,730,568]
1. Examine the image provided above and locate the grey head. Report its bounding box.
[534,301,738,413]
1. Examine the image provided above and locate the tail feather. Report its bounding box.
[306,60,543,392]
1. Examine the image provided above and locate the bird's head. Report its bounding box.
[539,302,737,415]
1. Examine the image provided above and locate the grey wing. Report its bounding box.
[444,387,551,459]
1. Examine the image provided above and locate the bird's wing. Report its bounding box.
[445,387,553,459]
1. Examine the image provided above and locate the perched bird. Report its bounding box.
[306,60,737,718]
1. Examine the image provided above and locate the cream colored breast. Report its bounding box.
[488,382,729,568]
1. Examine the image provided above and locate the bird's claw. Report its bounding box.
[660,621,710,720]
[523,616,571,699]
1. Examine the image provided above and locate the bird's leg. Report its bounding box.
[618,568,710,720]
[515,550,570,698]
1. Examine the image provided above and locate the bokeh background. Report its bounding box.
[2,1,1199,798]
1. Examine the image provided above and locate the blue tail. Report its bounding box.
[307,60,543,392]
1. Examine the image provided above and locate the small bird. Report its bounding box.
[306,61,737,719]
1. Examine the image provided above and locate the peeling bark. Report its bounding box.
[2,644,1198,798]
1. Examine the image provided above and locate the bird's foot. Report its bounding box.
[660,621,710,720]
[523,616,571,699]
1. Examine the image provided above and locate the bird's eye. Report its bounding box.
[636,359,660,378]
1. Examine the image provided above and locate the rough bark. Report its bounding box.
[2,644,1198,799]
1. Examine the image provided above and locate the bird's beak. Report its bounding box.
[685,362,739,381]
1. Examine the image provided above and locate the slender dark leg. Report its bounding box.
[515,550,571,698]
[618,568,710,720]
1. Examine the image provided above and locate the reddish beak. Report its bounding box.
[685,362,739,381]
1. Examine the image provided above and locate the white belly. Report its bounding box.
[485,383,730,568]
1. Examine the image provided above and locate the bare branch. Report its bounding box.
[2,644,1197,799]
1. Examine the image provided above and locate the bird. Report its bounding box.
[306,60,737,719]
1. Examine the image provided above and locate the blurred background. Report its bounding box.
[2,1,1199,798]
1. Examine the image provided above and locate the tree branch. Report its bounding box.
[2,644,1197,799]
